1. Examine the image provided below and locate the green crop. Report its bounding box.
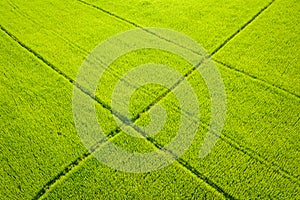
[214,0,300,97]
[1,0,299,199]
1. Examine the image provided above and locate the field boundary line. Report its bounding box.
[10,0,293,102]
[210,0,275,56]
[0,24,231,198]
[32,153,92,200]
[75,0,300,101]
[135,84,300,185]
[76,0,200,56]
[0,25,114,111]
[32,129,120,200]
[6,0,168,112]
[77,0,300,183]
[3,0,296,198]
[116,121,236,199]
[213,59,300,99]
[196,121,300,184]
[75,0,300,102]
[76,0,275,56]
[218,131,300,184]
[8,0,293,102]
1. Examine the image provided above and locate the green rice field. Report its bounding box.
[0,0,299,199]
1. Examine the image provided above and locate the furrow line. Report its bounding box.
[214,59,300,99]
[76,0,276,62]
[218,133,300,184]
[210,0,275,56]
[131,58,207,121]
[0,25,73,84]
[0,25,114,112]
[7,0,90,57]
[77,0,141,28]
[176,158,236,200]
[0,24,147,125]
[157,98,299,183]
[77,0,205,56]
[196,120,300,184]
[33,129,121,200]
[32,152,92,200]
[121,122,236,199]
[2,23,223,198]
[6,1,141,85]
[0,25,130,199]
[5,1,165,107]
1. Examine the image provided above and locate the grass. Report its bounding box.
[1,0,299,199]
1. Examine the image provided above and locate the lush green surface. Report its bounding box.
[42,62,300,199]
[41,132,222,200]
[162,63,300,198]
[214,0,300,96]
[182,63,300,175]
[0,21,219,200]
[1,0,299,199]
[0,31,89,199]
[0,0,193,113]
[0,0,130,78]
[83,0,269,52]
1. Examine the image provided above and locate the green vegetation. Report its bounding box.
[1,0,299,199]
[0,31,87,199]
[42,132,223,200]
[214,0,300,96]
[81,0,269,52]
[173,64,299,198]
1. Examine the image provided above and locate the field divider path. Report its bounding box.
[77,0,200,56]
[31,129,121,200]
[3,0,298,197]
[0,24,233,199]
[8,0,296,102]
[209,0,275,56]
[76,0,300,182]
[118,120,237,199]
[213,59,300,99]
[0,24,134,118]
[76,0,299,182]
[77,0,300,184]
